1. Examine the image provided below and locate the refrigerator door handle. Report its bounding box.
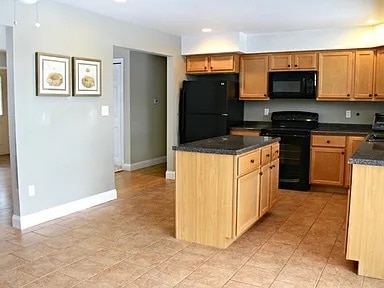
[222,113,229,116]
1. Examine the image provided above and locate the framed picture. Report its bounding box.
[35,52,71,96]
[72,57,102,96]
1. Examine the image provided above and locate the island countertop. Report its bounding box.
[172,135,280,155]
[349,140,384,166]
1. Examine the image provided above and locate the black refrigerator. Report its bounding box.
[179,80,244,144]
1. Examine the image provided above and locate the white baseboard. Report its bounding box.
[122,156,166,171]
[166,170,175,180]
[12,189,117,230]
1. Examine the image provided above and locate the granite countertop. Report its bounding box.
[172,135,280,155]
[349,140,384,166]
[231,121,374,135]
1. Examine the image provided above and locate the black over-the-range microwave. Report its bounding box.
[268,71,317,99]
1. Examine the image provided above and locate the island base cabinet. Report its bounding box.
[175,151,235,249]
[347,164,384,279]
[236,170,260,236]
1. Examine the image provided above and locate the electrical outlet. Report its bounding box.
[346,110,351,118]
[264,108,269,116]
[28,185,35,197]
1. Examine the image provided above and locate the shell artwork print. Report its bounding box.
[81,68,95,88]
[46,72,63,87]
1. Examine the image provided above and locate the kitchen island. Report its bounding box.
[346,139,384,279]
[173,135,280,248]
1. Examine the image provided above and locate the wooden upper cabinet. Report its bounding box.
[354,50,375,100]
[318,51,354,100]
[186,55,209,73]
[240,55,269,100]
[185,54,239,74]
[269,52,317,71]
[375,49,384,100]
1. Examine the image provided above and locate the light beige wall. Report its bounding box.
[130,50,166,164]
[1,1,183,217]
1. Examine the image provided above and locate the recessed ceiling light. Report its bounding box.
[201,28,212,33]
[366,19,379,25]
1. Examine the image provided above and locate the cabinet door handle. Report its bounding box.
[210,67,213,70]
[375,93,378,96]
[204,66,207,70]
[275,150,279,154]
[264,94,267,96]
[259,172,263,176]
[326,140,330,144]
[347,94,350,97]
[250,159,255,163]
[342,152,345,155]
[270,166,273,169]
[266,154,270,157]
[294,64,298,67]
[369,94,373,97]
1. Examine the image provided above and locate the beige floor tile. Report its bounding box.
[270,280,317,288]
[23,271,79,288]
[142,263,194,286]
[50,245,91,264]
[223,280,259,287]
[363,277,384,288]
[205,250,250,272]
[182,243,219,257]
[42,234,79,249]
[146,238,189,256]
[247,250,290,271]
[18,255,66,277]
[60,258,108,281]
[186,264,235,287]
[0,240,20,256]
[165,250,210,270]
[0,267,37,287]
[317,263,363,288]
[124,250,170,268]
[12,242,58,261]
[7,232,48,247]
[126,277,173,287]
[277,261,323,284]
[33,224,70,237]
[87,247,132,266]
[232,264,280,287]
[176,279,217,287]
[0,253,30,271]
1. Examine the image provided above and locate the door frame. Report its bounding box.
[113,58,125,169]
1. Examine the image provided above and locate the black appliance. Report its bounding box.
[372,113,384,131]
[260,111,319,191]
[269,71,317,99]
[179,80,244,144]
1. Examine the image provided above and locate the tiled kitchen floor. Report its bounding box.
[1,162,384,287]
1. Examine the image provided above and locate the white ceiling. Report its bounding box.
[52,0,384,37]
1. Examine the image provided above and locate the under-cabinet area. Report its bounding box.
[173,136,279,248]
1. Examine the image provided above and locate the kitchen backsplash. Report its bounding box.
[244,99,384,124]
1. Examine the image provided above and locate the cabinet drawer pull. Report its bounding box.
[250,159,255,163]
[342,152,345,155]
[275,150,279,154]
[369,94,373,97]
[347,94,350,97]
[266,154,270,157]
[259,172,263,176]
[326,140,330,144]
[287,64,291,67]
[204,66,207,70]
[375,93,378,96]
[210,67,213,70]
[294,64,298,67]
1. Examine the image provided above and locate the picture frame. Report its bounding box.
[72,57,102,96]
[35,52,71,96]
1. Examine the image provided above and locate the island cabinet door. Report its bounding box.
[269,159,280,208]
[259,164,271,217]
[236,169,260,236]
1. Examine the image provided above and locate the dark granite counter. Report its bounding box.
[313,123,374,135]
[349,140,384,166]
[230,121,271,131]
[172,135,280,155]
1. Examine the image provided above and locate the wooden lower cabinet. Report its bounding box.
[236,170,260,235]
[230,129,260,136]
[270,159,279,208]
[175,141,280,248]
[344,136,365,187]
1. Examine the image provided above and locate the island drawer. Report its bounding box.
[312,135,346,148]
[271,143,279,160]
[238,150,261,176]
[261,146,272,166]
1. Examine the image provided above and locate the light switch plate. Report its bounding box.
[264,108,269,116]
[101,106,109,116]
[346,110,351,118]
[28,185,35,197]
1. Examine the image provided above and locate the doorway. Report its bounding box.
[113,59,124,172]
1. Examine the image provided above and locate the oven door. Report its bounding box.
[261,130,311,191]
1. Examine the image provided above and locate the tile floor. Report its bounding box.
[0,161,384,287]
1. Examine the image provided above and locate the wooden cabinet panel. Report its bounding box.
[311,135,346,148]
[186,55,209,73]
[344,136,365,187]
[238,150,261,176]
[240,55,269,100]
[261,146,272,166]
[236,170,260,236]
[230,129,260,136]
[259,164,270,217]
[269,159,279,208]
[186,54,239,74]
[318,52,354,100]
[310,147,345,186]
[269,54,292,70]
[375,49,384,100]
[271,143,280,160]
[354,50,375,100]
[269,52,317,70]
[294,53,318,70]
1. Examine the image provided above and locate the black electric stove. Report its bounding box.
[260,111,319,191]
